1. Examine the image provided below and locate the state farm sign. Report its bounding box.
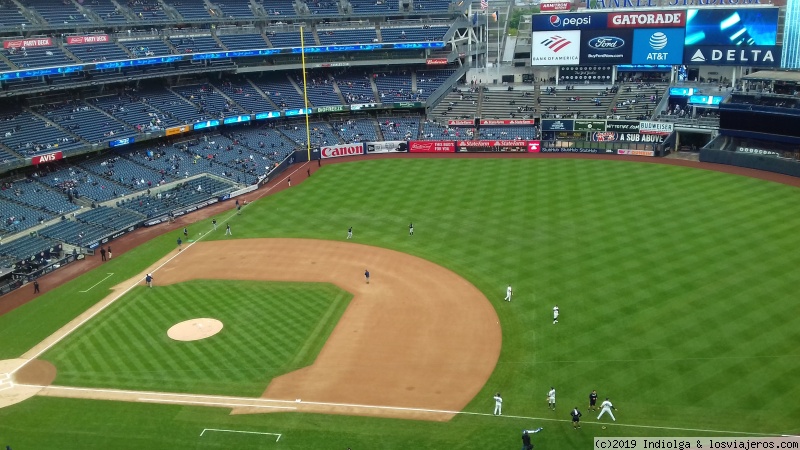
[608,12,685,28]
[66,35,110,45]
[3,38,52,49]
[31,151,63,165]
[480,119,536,125]
[447,120,475,126]
[320,143,364,159]
[540,1,571,11]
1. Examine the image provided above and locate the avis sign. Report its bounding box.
[31,151,63,165]
[320,144,364,159]
[684,46,781,67]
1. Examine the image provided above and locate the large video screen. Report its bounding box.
[721,110,800,139]
[685,8,778,46]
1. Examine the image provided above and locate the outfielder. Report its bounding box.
[212,219,217,230]
[597,398,616,422]
[225,224,232,235]
[347,227,353,239]
[547,387,556,410]
[493,393,503,415]
[553,305,559,324]
[504,285,512,302]
[409,222,414,236]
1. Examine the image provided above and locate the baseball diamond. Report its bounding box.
[0,155,798,450]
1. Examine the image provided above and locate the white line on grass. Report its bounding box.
[79,273,114,293]
[200,428,282,442]
[10,162,310,375]
[20,384,786,437]
[139,398,296,411]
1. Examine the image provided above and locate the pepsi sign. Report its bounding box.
[532,13,608,31]
[580,29,633,64]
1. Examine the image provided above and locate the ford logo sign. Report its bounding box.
[588,36,625,50]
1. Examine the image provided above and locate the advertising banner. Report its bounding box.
[553,131,585,139]
[223,115,251,125]
[532,13,607,31]
[606,120,640,132]
[457,140,530,152]
[632,28,685,65]
[528,141,542,152]
[320,143,365,159]
[193,120,220,130]
[559,65,613,83]
[579,29,633,65]
[366,141,406,153]
[3,38,52,49]
[350,103,379,111]
[66,35,110,44]
[574,120,606,131]
[479,119,536,125]
[541,119,574,131]
[607,11,685,28]
[426,58,449,65]
[685,8,778,46]
[108,137,134,148]
[540,2,571,11]
[683,45,781,66]
[408,141,456,153]
[531,30,581,66]
[31,151,63,165]
[314,105,349,113]
[688,95,723,105]
[618,149,655,156]
[447,119,475,126]
[591,132,664,142]
[165,125,191,136]
[541,147,605,154]
[736,146,780,157]
[639,121,673,135]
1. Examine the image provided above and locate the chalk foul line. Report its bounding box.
[200,428,281,442]
[79,273,114,293]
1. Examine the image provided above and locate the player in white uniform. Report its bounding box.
[493,392,503,415]
[504,285,512,302]
[547,387,556,410]
[553,305,559,324]
[597,398,616,421]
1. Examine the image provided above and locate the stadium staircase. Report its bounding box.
[0,53,14,71]
[369,77,380,103]
[261,29,274,47]
[374,24,382,42]
[287,76,313,107]
[59,43,83,65]
[331,83,348,106]
[246,79,281,110]
[74,0,105,23]
[373,120,384,141]
[310,28,322,46]
[212,33,225,50]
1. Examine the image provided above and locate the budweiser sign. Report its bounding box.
[408,141,456,153]
[447,120,475,126]
[31,151,63,165]
[320,143,364,159]
[608,12,685,28]
[540,1,570,11]
[426,58,449,65]
[66,35,110,45]
[3,38,52,49]
[480,119,536,126]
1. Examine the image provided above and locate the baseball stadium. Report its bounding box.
[0,0,799,448]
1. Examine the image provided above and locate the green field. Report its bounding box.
[2,158,800,449]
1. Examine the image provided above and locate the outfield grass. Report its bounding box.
[40,280,351,396]
[2,158,800,449]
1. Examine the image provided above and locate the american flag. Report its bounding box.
[480,0,488,10]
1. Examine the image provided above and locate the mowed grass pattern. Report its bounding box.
[3,158,799,449]
[42,280,351,396]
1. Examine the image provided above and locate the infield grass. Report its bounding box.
[2,158,800,449]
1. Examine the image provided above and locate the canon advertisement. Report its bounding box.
[457,140,530,152]
[684,45,781,66]
[408,141,456,153]
[632,28,685,65]
[531,30,581,66]
[580,30,633,64]
[320,143,365,159]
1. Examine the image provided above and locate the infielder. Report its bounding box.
[347,227,353,239]
[504,285,512,302]
[493,393,503,415]
[547,387,556,410]
[177,237,182,251]
[364,269,370,284]
[145,273,154,288]
[597,398,616,422]
[553,305,559,324]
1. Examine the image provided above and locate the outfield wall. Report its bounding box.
[700,149,800,178]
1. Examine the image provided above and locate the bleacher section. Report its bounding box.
[539,87,609,120]
[66,40,130,62]
[0,0,30,30]
[378,117,419,141]
[0,198,53,232]
[252,74,305,110]
[333,118,379,143]
[0,180,79,215]
[217,0,258,18]
[261,0,296,17]
[35,102,136,145]
[86,0,129,24]
[0,234,59,262]
[170,1,211,20]
[118,175,237,218]
[122,39,173,57]
[0,110,82,156]
[317,28,377,45]
[218,33,269,50]
[280,121,341,147]
[38,218,109,246]
[23,0,92,26]
[169,35,220,54]
[266,31,302,48]
[4,45,73,69]
[172,84,243,117]
[380,26,448,42]
[76,205,144,230]
[612,83,666,120]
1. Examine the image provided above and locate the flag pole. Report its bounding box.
[300,26,312,162]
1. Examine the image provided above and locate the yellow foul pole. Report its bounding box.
[300,26,312,162]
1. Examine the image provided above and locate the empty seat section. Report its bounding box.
[317,28,376,45]
[217,33,268,50]
[251,74,305,110]
[169,35,220,54]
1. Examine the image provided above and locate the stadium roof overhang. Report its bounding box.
[742,71,800,83]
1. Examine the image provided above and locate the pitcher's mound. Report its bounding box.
[167,318,223,341]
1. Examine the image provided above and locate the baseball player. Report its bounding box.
[409,222,414,236]
[183,227,188,237]
[547,387,556,410]
[571,407,582,429]
[177,237,182,251]
[493,393,503,415]
[225,224,232,236]
[521,428,543,450]
[347,227,353,239]
[553,305,559,324]
[589,390,598,411]
[212,219,217,230]
[504,285,512,302]
[597,398,616,422]
[364,269,370,284]
[145,273,154,288]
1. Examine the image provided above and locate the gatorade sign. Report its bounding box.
[608,11,685,28]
